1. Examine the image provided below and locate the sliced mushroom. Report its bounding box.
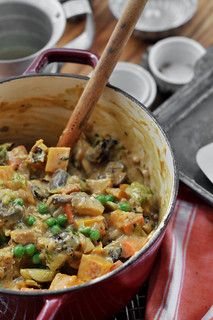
[30,180,49,200]
[105,161,127,186]
[49,194,73,205]
[86,136,118,164]
[104,244,122,262]
[50,169,69,189]
[0,201,24,218]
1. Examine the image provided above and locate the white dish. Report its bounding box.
[109,0,198,39]
[196,143,213,184]
[108,62,157,108]
[148,36,206,92]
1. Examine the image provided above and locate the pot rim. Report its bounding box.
[0,73,179,297]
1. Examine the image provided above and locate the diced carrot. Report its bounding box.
[120,236,147,258]
[63,203,74,224]
[121,240,135,258]
[110,260,123,271]
[106,187,123,199]
[122,223,134,235]
[119,184,129,199]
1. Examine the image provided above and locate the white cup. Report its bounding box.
[148,36,206,92]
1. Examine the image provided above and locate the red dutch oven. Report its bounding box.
[0,49,178,320]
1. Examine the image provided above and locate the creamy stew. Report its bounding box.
[0,133,158,291]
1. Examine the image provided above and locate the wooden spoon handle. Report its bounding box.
[57,0,149,147]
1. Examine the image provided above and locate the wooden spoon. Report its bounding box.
[57,0,149,148]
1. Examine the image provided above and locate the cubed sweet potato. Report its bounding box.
[0,166,14,183]
[49,273,83,290]
[86,178,112,194]
[10,229,37,245]
[108,210,144,235]
[71,192,104,216]
[75,216,105,228]
[45,147,70,173]
[120,236,147,258]
[78,254,113,281]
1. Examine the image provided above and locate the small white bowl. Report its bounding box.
[108,62,157,108]
[148,36,206,92]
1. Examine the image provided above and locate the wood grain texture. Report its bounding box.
[58,0,213,76]
[57,0,149,147]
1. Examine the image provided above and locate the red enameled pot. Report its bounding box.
[0,49,178,320]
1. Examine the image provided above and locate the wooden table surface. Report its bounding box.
[58,0,213,78]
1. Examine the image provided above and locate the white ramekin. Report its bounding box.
[109,62,157,108]
[148,36,206,92]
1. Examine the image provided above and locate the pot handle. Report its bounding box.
[24,48,99,74]
[36,297,64,320]
[62,0,95,50]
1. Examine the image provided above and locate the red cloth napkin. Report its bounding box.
[145,186,213,320]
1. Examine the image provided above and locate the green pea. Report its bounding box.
[105,195,115,202]
[96,194,107,204]
[37,202,49,215]
[26,216,36,226]
[51,225,62,235]
[13,245,25,258]
[119,201,132,212]
[90,229,100,242]
[79,226,91,237]
[13,198,24,206]
[25,243,36,256]
[57,214,68,227]
[45,217,57,227]
[32,253,41,264]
